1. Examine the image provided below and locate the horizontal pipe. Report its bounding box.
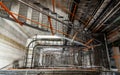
[31,35,86,46]
[33,45,85,48]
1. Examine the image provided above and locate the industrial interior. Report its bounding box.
[0,0,120,75]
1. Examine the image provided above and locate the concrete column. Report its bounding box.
[112,47,120,71]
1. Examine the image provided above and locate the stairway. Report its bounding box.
[0,1,49,33]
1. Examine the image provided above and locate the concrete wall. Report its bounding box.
[0,18,26,69]
[0,0,45,69]
[0,1,27,69]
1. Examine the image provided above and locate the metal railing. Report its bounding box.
[0,70,119,75]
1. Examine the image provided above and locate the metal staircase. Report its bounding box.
[0,1,49,33]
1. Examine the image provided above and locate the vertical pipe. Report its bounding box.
[104,34,111,70]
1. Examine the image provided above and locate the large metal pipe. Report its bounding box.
[31,35,86,46]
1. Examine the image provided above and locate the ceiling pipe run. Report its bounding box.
[93,1,120,32]
[86,0,111,29]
